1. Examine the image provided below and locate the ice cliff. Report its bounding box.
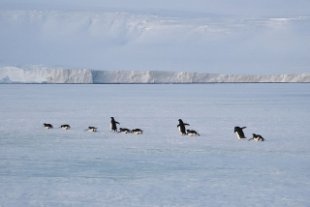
[1,66,309,83]
[93,71,310,83]
[0,66,92,83]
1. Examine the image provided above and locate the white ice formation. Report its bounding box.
[0,66,92,83]
[1,66,309,83]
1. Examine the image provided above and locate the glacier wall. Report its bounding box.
[1,66,310,83]
[0,66,92,83]
[92,71,310,83]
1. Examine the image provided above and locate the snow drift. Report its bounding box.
[1,66,309,83]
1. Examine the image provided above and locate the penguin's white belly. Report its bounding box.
[235,132,242,139]
[178,126,183,133]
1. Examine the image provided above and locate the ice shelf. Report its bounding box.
[1,66,309,83]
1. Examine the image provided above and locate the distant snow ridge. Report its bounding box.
[1,66,309,83]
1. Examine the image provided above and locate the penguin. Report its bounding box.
[186,129,200,136]
[249,133,265,142]
[60,124,71,130]
[87,126,97,132]
[119,128,131,134]
[43,123,53,129]
[234,126,246,139]
[110,117,120,132]
[177,119,190,135]
[131,128,143,135]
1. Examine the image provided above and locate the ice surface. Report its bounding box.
[1,66,310,83]
[0,84,310,206]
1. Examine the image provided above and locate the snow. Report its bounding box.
[0,84,310,206]
[1,66,310,83]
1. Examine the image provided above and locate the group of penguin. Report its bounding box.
[234,126,265,142]
[177,119,200,136]
[178,119,265,141]
[43,117,143,135]
[110,117,144,135]
[43,117,265,141]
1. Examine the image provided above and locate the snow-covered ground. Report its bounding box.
[0,84,310,206]
[1,66,310,83]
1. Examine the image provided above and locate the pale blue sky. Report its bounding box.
[0,0,309,74]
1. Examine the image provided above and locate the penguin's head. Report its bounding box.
[234,126,239,132]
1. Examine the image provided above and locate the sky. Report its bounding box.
[0,0,309,74]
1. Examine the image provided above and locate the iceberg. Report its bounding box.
[0,66,309,83]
